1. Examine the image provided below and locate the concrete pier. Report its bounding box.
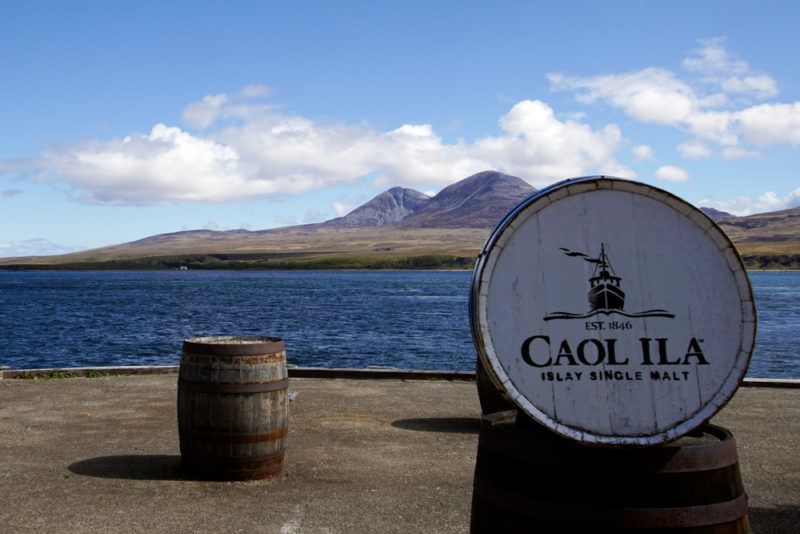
[0,373,797,533]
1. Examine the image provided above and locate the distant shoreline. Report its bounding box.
[1,265,799,273]
[2,267,798,273]
[0,253,476,271]
[0,251,798,272]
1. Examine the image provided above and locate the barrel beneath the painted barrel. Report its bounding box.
[471,413,749,533]
[476,358,514,415]
[178,335,289,480]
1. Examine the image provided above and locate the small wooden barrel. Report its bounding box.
[178,336,289,480]
[471,414,749,533]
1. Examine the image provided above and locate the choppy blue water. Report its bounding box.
[0,270,797,378]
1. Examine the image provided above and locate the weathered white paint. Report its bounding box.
[471,177,756,446]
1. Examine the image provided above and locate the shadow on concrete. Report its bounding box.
[391,417,480,434]
[749,505,800,534]
[68,455,185,480]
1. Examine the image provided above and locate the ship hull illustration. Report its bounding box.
[544,243,674,321]
[588,282,625,312]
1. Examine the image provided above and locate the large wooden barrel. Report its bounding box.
[471,413,749,533]
[178,335,289,480]
[470,176,756,446]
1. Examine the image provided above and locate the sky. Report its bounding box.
[1,1,799,257]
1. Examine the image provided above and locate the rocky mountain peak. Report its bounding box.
[326,187,431,227]
[700,207,734,222]
[399,170,536,228]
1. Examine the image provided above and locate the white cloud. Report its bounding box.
[36,123,261,204]
[5,41,794,214]
[0,238,76,258]
[686,111,737,145]
[332,200,358,216]
[472,99,633,182]
[550,39,796,159]
[203,220,220,230]
[548,68,695,125]
[682,37,749,75]
[654,165,689,182]
[721,75,778,99]
[183,94,229,129]
[8,92,632,205]
[720,146,759,160]
[240,84,270,98]
[182,85,273,129]
[682,37,778,99]
[632,145,654,161]
[698,188,800,216]
[678,140,712,160]
[737,102,800,146]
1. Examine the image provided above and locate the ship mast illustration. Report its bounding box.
[587,243,624,312]
[544,243,674,321]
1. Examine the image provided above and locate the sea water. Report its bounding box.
[0,270,796,378]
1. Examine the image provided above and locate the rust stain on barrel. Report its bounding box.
[188,427,289,444]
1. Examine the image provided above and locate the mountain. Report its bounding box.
[703,206,800,268]
[700,207,734,222]
[324,171,535,229]
[400,171,536,228]
[325,187,431,227]
[716,206,800,244]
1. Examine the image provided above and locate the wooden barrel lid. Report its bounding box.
[470,176,756,446]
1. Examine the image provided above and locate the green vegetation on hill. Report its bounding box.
[2,250,798,271]
[1,253,476,271]
[740,254,800,270]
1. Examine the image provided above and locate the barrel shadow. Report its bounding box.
[68,455,186,480]
[391,417,481,434]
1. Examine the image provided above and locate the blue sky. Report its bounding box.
[1,1,799,256]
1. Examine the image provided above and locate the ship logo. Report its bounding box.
[543,243,675,321]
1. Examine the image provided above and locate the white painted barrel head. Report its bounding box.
[470,176,756,446]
